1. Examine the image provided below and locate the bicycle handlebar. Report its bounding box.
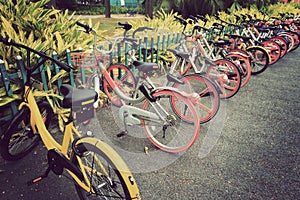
[0,36,72,72]
[174,15,188,26]
[117,22,133,31]
[132,26,154,38]
[76,21,93,33]
[76,21,141,55]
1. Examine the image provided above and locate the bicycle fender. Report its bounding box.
[227,49,250,58]
[75,137,141,200]
[1,106,30,140]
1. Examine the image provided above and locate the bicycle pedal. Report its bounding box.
[27,167,51,186]
[117,130,128,138]
[27,175,44,186]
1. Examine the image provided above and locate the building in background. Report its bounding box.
[110,0,138,8]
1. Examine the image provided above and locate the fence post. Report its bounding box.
[37,55,49,91]
[166,33,171,47]
[52,51,62,95]
[125,42,129,66]
[150,37,154,63]
[16,55,27,84]
[117,43,121,63]
[0,59,18,115]
[138,37,142,61]
[143,36,148,62]
[66,49,75,87]
[156,34,161,64]
[161,34,166,57]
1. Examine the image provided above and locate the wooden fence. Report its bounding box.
[0,32,182,135]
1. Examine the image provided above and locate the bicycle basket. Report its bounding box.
[71,52,100,69]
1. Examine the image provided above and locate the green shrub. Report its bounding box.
[0,0,101,69]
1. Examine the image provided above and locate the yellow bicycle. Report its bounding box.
[0,37,141,200]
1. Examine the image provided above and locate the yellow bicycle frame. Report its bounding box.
[19,84,141,199]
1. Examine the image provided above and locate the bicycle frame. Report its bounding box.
[20,83,96,191]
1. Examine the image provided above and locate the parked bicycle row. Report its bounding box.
[69,12,300,154]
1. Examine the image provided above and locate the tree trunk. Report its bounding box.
[145,0,153,19]
[47,0,57,8]
[105,0,111,18]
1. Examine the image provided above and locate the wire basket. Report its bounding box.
[71,51,101,69]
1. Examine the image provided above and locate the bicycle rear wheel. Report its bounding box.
[72,137,140,200]
[172,73,220,124]
[141,89,200,153]
[0,101,53,161]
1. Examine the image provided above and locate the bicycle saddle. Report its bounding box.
[132,60,159,74]
[60,84,98,110]
[167,48,189,60]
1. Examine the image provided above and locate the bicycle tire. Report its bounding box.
[172,73,220,124]
[0,101,53,161]
[246,46,270,75]
[270,36,288,58]
[141,89,200,153]
[226,51,252,88]
[102,64,137,107]
[72,137,140,200]
[206,59,242,99]
[262,40,281,65]
[288,31,300,52]
[278,33,295,53]
[261,40,281,65]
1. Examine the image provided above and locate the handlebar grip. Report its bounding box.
[189,15,198,23]
[194,25,208,32]
[118,22,132,31]
[76,21,92,33]
[174,15,187,25]
[212,22,224,29]
[196,15,208,23]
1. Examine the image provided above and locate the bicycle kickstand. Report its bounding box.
[117,111,129,137]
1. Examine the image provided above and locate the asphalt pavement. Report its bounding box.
[0,48,299,200]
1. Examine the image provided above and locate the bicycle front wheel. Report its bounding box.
[206,59,242,99]
[103,64,137,107]
[262,40,281,65]
[72,137,141,200]
[270,36,288,58]
[226,51,252,88]
[246,46,270,75]
[141,89,200,153]
[0,101,53,161]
